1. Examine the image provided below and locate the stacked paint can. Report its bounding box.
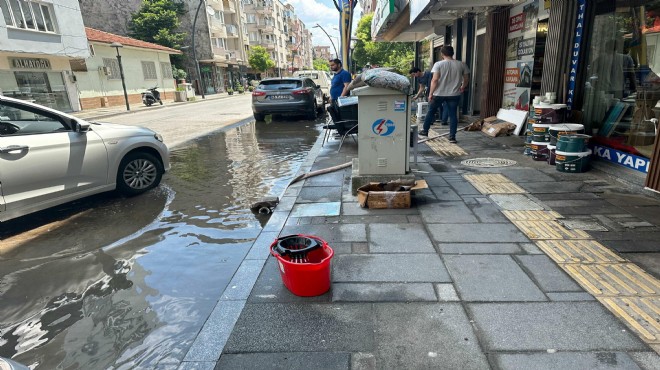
[546,123,585,166]
[555,134,592,173]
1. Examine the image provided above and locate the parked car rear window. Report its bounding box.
[258,80,303,90]
[297,73,319,79]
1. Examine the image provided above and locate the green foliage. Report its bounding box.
[129,0,186,49]
[312,58,330,71]
[248,86,255,91]
[248,46,276,72]
[172,66,186,79]
[352,14,415,74]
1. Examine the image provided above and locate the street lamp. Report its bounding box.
[312,24,338,59]
[110,42,130,111]
[191,1,214,99]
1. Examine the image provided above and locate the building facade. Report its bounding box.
[313,46,333,61]
[373,0,660,193]
[76,28,180,109]
[0,0,89,112]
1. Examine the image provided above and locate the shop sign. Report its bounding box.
[593,145,650,173]
[371,0,394,39]
[566,0,586,110]
[505,68,520,84]
[509,13,525,33]
[10,57,51,70]
[517,37,535,58]
[409,0,431,24]
[372,118,395,136]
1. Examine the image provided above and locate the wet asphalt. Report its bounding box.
[0,116,323,369]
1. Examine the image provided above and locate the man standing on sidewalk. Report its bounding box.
[329,59,352,106]
[419,46,470,143]
[410,67,448,125]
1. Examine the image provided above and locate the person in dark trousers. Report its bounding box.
[419,46,470,143]
[410,66,448,125]
[329,59,351,106]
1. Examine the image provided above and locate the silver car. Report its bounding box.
[0,96,170,222]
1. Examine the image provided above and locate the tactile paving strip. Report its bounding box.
[536,240,626,264]
[598,297,660,343]
[490,194,545,211]
[425,137,467,157]
[471,182,527,194]
[512,220,592,240]
[502,210,563,221]
[562,263,660,297]
[464,174,512,183]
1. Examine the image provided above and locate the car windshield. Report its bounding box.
[258,80,302,90]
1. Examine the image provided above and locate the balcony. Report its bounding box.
[225,52,237,63]
[262,40,275,50]
[223,0,236,13]
[254,3,272,14]
[226,24,239,38]
[212,46,226,57]
[263,23,274,33]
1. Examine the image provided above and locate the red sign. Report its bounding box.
[509,13,525,32]
[505,68,520,84]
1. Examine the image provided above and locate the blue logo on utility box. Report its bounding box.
[372,119,395,136]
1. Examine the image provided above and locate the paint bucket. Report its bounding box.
[530,141,549,161]
[523,133,533,156]
[534,103,567,124]
[547,144,557,165]
[549,124,585,145]
[557,134,591,152]
[555,150,592,173]
[532,123,553,142]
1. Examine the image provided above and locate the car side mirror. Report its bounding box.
[72,120,90,133]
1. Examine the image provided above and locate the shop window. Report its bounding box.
[102,58,121,80]
[1,0,56,33]
[160,62,173,79]
[2,71,72,112]
[582,1,660,160]
[141,61,157,80]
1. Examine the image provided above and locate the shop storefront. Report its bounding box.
[0,55,74,112]
[580,0,659,178]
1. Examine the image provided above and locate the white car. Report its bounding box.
[294,70,331,102]
[0,96,170,222]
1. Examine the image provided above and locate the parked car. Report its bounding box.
[251,77,325,121]
[293,70,331,102]
[0,96,170,222]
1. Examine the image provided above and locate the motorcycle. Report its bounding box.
[141,86,163,106]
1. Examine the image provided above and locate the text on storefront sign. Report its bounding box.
[505,68,520,84]
[566,0,585,110]
[517,38,535,58]
[593,145,650,173]
[10,57,52,70]
[509,13,525,32]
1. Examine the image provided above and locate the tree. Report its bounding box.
[352,14,415,74]
[313,58,330,71]
[249,46,275,75]
[129,0,186,49]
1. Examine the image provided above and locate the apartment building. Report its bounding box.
[243,0,312,77]
[313,46,333,61]
[0,0,89,111]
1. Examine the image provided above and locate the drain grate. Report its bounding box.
[461,158,517,168]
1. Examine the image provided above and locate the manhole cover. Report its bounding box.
[461,158,517,168]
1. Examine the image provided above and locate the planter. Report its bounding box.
[174,90,187,102]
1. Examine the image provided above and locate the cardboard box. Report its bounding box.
[357,180,428,209]
[481,116,517,137]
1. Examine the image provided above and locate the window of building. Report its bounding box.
[249,32,259,42]
[243,24,247,35]
[102,58,121,80]
[160,62,173,79]
[215,10,225,23]
[582,0,660,161]
[246,13,256,23]
[1,0,56,32]
[141,61,157,80]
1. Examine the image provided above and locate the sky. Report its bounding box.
[284,0,363,55]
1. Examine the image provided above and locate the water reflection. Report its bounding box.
[0,120,320,368]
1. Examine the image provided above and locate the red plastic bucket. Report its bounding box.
[270,234,334,296]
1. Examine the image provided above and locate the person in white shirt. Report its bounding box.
[419,46,470,143]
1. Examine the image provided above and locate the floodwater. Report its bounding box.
[0,119,321,369]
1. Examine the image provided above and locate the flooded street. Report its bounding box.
[0,118,321,369]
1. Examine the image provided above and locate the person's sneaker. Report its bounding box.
[418,131,428,136]
[440,122,448,126]
[449,137,457,144]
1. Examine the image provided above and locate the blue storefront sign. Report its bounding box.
[593,145,650,173]
[566,0,586,110]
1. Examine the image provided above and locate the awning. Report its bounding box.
[375,0,526,42]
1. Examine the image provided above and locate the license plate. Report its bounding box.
[269,95,291,100]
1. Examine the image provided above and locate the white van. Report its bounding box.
[294,70,330,102]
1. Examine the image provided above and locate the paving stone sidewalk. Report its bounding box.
[179,126,660,370]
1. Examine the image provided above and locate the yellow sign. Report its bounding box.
[544,0,550,9]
